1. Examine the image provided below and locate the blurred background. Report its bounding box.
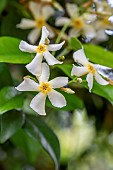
[1,0,113,170]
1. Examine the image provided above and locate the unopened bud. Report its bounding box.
[57,55,65,61]
[61,87,75,94]
[77,78,82,83]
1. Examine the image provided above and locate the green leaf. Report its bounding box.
[82,81,113,103]
[0,63,13,88]
[11,129,41,163]
[57,64,73,79]
[0,111,25,143]
[84,44,113,68]
[0,86,24,115]
[68,37,82,51]
[0,37,32,64]
[24,115,60,170]
[0,0,8,14]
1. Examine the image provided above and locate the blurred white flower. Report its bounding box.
[92,16,113,42]
[16,63,68,115]
[55,3,96,39]
[71,48,109,92]
[17,1,55,44]
[19,26,65,76]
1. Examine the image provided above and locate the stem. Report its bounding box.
[52,21,71,56]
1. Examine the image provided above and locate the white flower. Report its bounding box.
[19,26,65,76]
[71,48,109,92]
[92,17,113,43]
[55,3,96,39]
[17,1,55,44]
[16,63,68,115]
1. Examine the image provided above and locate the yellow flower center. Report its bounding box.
[72,17,85,29]
[36,18,46,29]
[39,82,52,94]
[87,64,96,74]
[36,44,47,53]
[102,17,110,26]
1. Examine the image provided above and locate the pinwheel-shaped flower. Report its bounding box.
[19,26,65,76]
[16,63,68,115]
[17,1,55,44]
[71,48,109,92]
[55,3,96,39]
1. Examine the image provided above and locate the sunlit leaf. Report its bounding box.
[0,86,24,115]
[84,44,113,68]
[24,115,60,170]
[0,37,32,64]
[68,37,82,51]
[0,111,25,143]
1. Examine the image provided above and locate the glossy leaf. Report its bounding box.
[0,86,24,115]
[68,37,82,51]
[0,37,32,64]
[0,111,25,143]
[84,44,113,68]
[24,115,60,170]
[82,81,113,103]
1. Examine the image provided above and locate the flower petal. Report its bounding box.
[47,41,65,51]
[46,24,55,38]
[30,92,46,115]
[42,5,54,20]
[83,25,96,39]
[29,1,41,20]
[39,26,49,44]
[86,72,93,92]
[73,48,88,66]
[44,51,63,65]
[16,18,36,29]
[49,77,68,88]
[26,53,43,76]
[38,62,50,83]
[71,65,88,76]
[48,89,66,108]
[16,77,39,91]
[28,28,40,44]
[66,3,79,17]
[55,17,70,26]
[94,29,109,42]
[69,28,80,37]
[19,40,37,53]
[94,72,109,85]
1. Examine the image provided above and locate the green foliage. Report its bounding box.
[0,0,8,14]
[11,129,41,163]
[24,115,60,170]
[84,44,113,68]
[0,111,24,143]
[0,86,24,115]
[68,37,82,51]
[0,37,32,64]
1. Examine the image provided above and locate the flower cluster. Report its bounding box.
[17,1,113,44]
[16,26,110,115]
[16,26,69,115]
